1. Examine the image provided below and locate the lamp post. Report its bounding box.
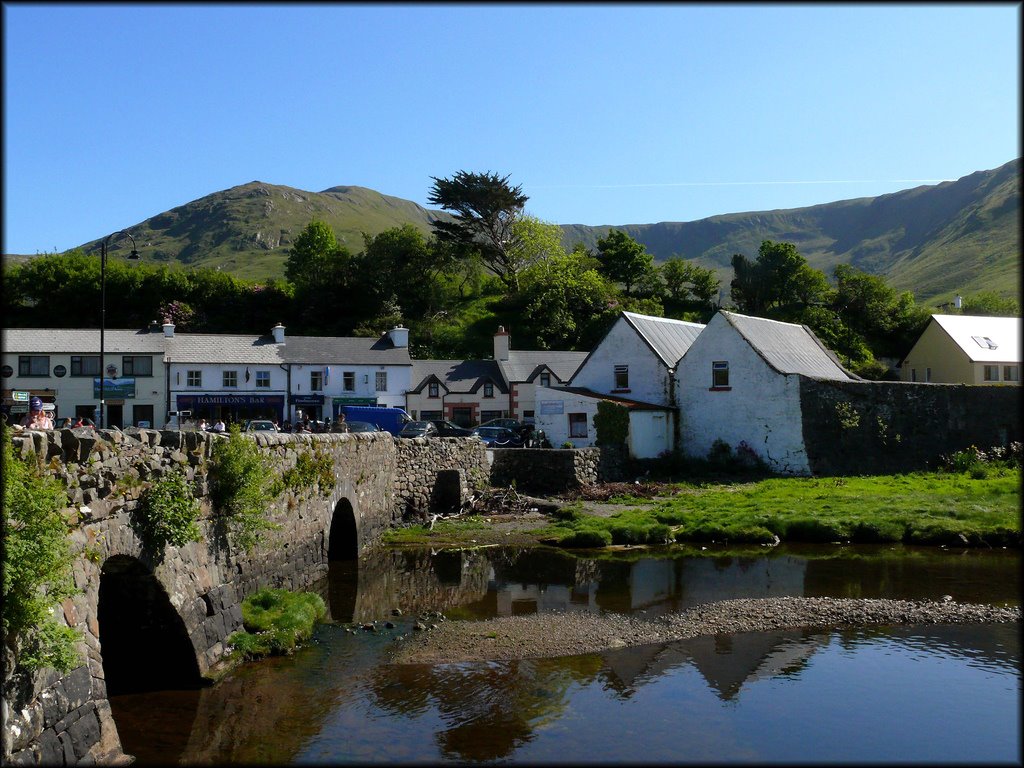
[98,231,140,429]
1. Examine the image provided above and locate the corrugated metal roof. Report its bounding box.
[498,351,588,383]
[622,311,705,368]
[721,311,855,380]
[410,359,507,393]
[2,328,167,354]
[930,314,1021,363]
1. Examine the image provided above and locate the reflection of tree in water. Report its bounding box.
[369,655,603,762]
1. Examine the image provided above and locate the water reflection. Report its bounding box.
[109,544,1020,764]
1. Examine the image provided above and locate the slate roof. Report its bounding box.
[928,314,1021,363]
[2,328,168,354]
[719,311,857,381]
[621,312,705,368]
[498,351,588,384]
[165,333,411,365]
[410,359,508,394]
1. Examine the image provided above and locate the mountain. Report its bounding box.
[13,160,1020,304]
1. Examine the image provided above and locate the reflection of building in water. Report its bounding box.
[683,630,821,700]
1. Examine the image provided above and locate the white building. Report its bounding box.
[676,311,857,475]
[900,314,1021,385]
[535,311,705,457]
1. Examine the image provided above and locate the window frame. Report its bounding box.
[343,371,356,392]
[18,355,50,377]
[375,371,388,392]
[539,372,551,387]
[255,370,271,389]
[310,371,323,392]
[186,370,202,387]
[223,370,238,388]
[71,355,101,377]
[428,382,440,398]
[568,412,588,438]
[613,364,629,390]
[122,355,153,377]
[483,382,494,398]
[983,365,1000,382]
[1003,365,1019,382]
[712,360,730,389]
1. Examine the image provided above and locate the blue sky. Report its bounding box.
[3,2,1020,255]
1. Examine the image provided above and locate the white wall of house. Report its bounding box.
[676,315,810,475]
[570,317,673,404]
[534,387,599,448]
[629,411,674,459]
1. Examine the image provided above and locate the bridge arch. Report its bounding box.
[97,555,203,695]
[327,497,359,561]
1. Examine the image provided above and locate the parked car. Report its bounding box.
[429,419,474,437]
[342,420,383,433]
[478,418,523,432]
[472,425,524,447]
[244,419,278,432]
[398,421,439,439]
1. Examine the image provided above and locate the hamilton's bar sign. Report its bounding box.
[176,394,285,407]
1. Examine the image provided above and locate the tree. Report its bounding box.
[957,291,1020,317]
[285,220,356,334]
[660,257,721,306]
[595,229,654,296]
[831,264,929,358]
[730,240,831,314]
[427,171,529,292]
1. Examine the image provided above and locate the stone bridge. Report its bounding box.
[3,427,601,765]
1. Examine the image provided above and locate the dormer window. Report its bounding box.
[539,372,551,387]
[428,382,439,398]
[483,382,494,398]
[971,335,999,350]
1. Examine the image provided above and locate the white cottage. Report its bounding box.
[676,311,857,475]
[535,311,705,457]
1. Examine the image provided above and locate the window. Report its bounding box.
[613,365,629,390]
[376,371,388,392]
[420,410,442,421]
[568,413,588,438]
[712,361,729,388]
[539,372,551,387]
[483,382,494,398]
[133,404,154,428]
[187,370,202,387]
[910,368,917,382]
[256,371,270,388]
[343,372,355,392]
[122,356,152,376]
[1004,365,1019,382]
[925,368,932,383]
[971,336,999,350]
[983,365,999,382]
[18,356,49,376]
[428,382,440,398]
[71,356,100,376]
[223,370,238,388]
[310,371,323,391]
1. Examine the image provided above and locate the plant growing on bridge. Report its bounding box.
[227,588,326,659]
[209,425,282,552]
[2,425,82,673]
[282,445,334,496]
[131,469,202,552]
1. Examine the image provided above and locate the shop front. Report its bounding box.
[331,396,377,419]
[175,394,285,426]
[292,394,326,424]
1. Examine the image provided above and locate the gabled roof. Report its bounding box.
[2,328,168,354]
[410,359,508,394]
[498,350,588,384]
[621,311,705,368]
[541,386,671,411]
[165,332,411,365]
[929,314,1021,363]
[717,311,857,381]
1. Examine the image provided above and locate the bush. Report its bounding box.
[131,470,202,552]
[558,529,613,548]
[2,425,82,673]
[209,425,282,551]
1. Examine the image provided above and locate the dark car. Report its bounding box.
[429,419,474,437]
[472,425,524,447]
[343,420,383,433]
[399,421,439,439]
[478,418,523,432]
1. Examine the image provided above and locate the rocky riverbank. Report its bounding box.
[388,596,1021,664]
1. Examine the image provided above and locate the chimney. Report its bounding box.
[272,323,285,343]
[494,325,510,361]
[387,325,409,348]
[162,319,175,338]
[954,294,963,310]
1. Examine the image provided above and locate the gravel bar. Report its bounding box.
[388,597,1020,665]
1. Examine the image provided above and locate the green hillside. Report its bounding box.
[8,160,1019,304]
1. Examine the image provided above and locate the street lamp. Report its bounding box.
[98,230,140,429]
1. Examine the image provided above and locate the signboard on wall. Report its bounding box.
[539,400,564,415]
[93,378,136,398]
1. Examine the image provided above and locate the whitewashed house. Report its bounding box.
[900,314,1021,385]
[535,311,705,457]
[676,311,857,474]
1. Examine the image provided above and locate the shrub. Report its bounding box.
[209,425,282,551]
[593,401,629,448]
[131,470,202,552]
[780,517,850,542]
[282,446,334,495]
[2,425,82,673]
[558,529,613,548]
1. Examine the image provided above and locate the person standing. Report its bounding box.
[20,397,54,430]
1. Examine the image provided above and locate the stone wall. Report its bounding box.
[392,437,491,520]
[799,379,1022,476]
[489,447,601,494]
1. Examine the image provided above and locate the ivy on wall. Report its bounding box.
[593,401,629,448]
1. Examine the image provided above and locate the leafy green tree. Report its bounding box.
[660,257,721,307]
[508,214,566,270]
[957,291,1020,317]
[284,220,357,334]
[730,240,831,314]
[831,264,929,358]
[595,229,654,296]
[428,171,529,291]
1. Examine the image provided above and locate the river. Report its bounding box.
[109,543,1021,764]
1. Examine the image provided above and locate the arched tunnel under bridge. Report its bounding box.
[325,497,359,622]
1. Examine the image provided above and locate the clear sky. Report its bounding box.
[3,2,1020,255]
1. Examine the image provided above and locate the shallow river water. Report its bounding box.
[110,544,1021,764]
